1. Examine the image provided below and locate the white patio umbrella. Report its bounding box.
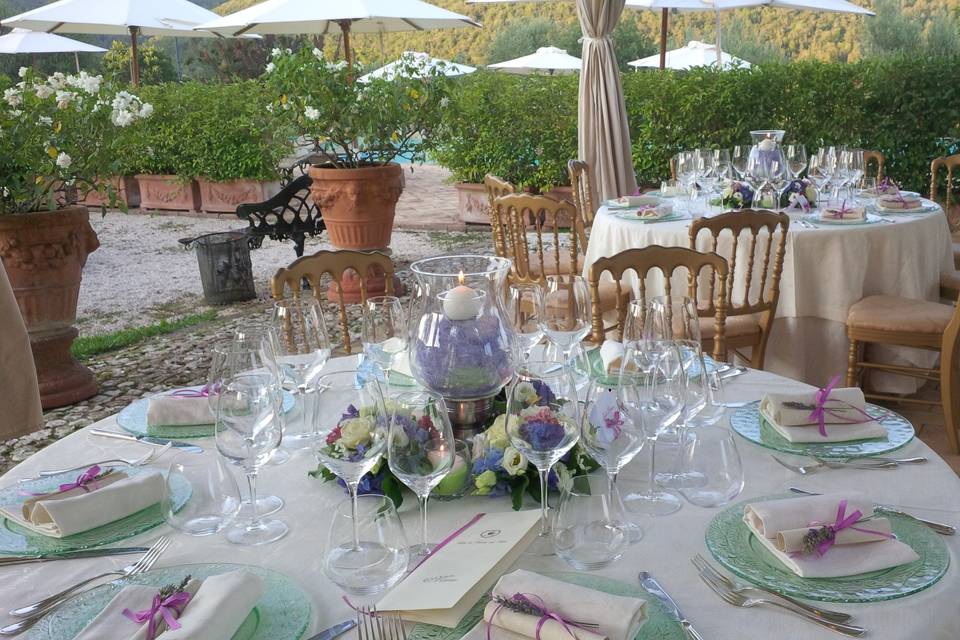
[194,0,481,68]
[0,28,106,72]
[1,0,237,86]
[629,39,749,69]
[359,51,475,82]
[488,46,582,74]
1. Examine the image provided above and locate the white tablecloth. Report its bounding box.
[2,358,959,639]
[583,203,955,392]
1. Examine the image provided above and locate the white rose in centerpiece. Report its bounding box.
[339,416,375,448]
[501,446,528,476]
[514,381,539,406]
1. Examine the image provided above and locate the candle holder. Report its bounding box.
[409,256,516,437]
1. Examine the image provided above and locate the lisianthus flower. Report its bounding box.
[339,416,374,448]
[474,469,498,495]
[501,446,528,476]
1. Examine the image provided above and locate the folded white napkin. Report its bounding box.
[877,194,923,211]
[610,196,659,208]
[743,495,919,578]
[483,570,646,640]
[759,389,886,443]
[1,471,164,538]
[74,570,263,640]
[599,341,625,374]
[820,206,866,222]
[635,203,672,220]
[146,394,215,429]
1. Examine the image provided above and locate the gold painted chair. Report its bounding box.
[689,210,790,369]
[587,245,730,361]
[863,150,885,182]
[484,174,515,258]
[930,153,960,270]
[845,294,960,454]
[271,249,395,355]
[568,159,598,232]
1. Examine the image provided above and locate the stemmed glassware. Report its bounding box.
[361,296,408,389]
[507,284,544,362]
[387,390,455,559]
[215,371,288,545]
[539,275,591,370]
[808,152,832,206]
[731,145,750,180]
[676,151,698,198]
[696,150,718,199]
[504,360,581,556]
[271,298,331,449]
[785,144,807,180]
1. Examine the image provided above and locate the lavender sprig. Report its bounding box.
[801,527,835,555]
[491,595,598,628]
[157,575,192,600]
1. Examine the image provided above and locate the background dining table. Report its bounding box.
[1,357,959,639]
[582,201,954,394]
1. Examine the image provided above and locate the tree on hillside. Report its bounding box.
[864,0,923,57]
[923,12,960,57]
[718,21,790,65]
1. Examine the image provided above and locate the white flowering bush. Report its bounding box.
[263,47,454,168]
[0,68,152,213]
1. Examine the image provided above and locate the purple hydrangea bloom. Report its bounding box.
[521,420,566,450]
[530,379,556,406]
[340,405,360,422]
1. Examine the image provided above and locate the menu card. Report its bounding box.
[378,510,541,628]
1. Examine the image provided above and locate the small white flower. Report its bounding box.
[35,84,54,99]
[440,96,450,109]
[501,446,528,476]
[48,72,66,90]
[312,47,323,60]
[265,62,276,73]
[285,48,292,54]
[55,89,74,109]
[304,106,320,121]
[55,152,72,169]
[270,47,282,58]
[17,66,27,78]
[265,103,274,113]
[111,109,134,127]
[3,88,21,107]
[37,116,52,126]
[139,102,153,118]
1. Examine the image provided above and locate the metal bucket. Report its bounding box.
[182,231,256,305]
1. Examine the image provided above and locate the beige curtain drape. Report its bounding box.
[0,262,42,439]
[576,0,638,201]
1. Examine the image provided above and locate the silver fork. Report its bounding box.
[691,554,851,623]
[357,606,407,640]
[32,443,173,478]
[772,455,896,475]
[1,537,170,635]
[694,562,866,637]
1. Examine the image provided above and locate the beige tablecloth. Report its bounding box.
[0,357,959,639]
[583,203,955,392]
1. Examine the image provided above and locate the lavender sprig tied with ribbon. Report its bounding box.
[807,374,874,437]
[122,575,193,640]
[797,500,895,557]
[488,593,598,640]
[22,465,112,497]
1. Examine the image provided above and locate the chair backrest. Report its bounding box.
[484,174,516,258]
[587,245,730,360]
[493,193,583,287]
[271,249,395,355]
[930,153,960,233]
[568,160,598,229]
[942,300,960,442]
[669,156,677,181]
[863,150,885,182]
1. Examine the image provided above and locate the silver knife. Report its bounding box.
[0,546,149,567]
[307,620,356,640]
[789,487,956,535]
[639,572,705,640]
[90,429,204,453]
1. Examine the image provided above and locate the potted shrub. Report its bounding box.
[0,68,152,407]
[264,48,454,249]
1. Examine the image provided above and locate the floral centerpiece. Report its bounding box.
[718,181,754,209]
[780,178,818,211]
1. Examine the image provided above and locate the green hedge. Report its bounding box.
[433,57,960,193]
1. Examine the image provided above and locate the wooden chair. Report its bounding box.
[689,210,790,369]
[930,153,960,270]
[271,249,395,355]
[587,245,730,361]
[568,160,598,231]
[863,150,885,182]
[484,174,515,258]
[846,294,960,454]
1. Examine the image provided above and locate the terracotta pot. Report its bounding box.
[308,163,404,250]
[455,182,492,225]
[0,206,99,408]
[197,178,269,213]
[135,174,201,211]
[80,176,141,209]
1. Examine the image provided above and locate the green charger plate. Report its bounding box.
[729,400,914,459]
[408,571,685,640]
[806,213,882,226]
[610,211,687,224]
[31,562,310,640]
[0,467,189,556]
[587,347,721,386]
[705,496,950,603]
[117,387,296,439]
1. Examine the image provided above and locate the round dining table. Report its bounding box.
[583,200,954,394]
[1,356,959,639]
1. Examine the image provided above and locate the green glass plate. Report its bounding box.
[587,348,720,386]
[407,571,685,640]
[806,213,882,226]
[117,388,296,439]
[31,562,310,640]
[0,468,189,555]
[705,495,950,603]
[729,400,914,459]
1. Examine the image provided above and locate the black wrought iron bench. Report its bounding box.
[235,169,324,258]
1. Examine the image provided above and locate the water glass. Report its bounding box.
[540,275,591,353]
[686,368,726,428]
[361,296,408,386]
[859,176,878,200]
[731,145,749,179]
[660,178,682,197]
[507,284,544,361]
[162,452,240,536]
[647,295,702,344]
[323,494,409,595]
[553,477,628,570]
[677,427,745,508]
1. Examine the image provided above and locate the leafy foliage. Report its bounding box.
[101,41,177,85]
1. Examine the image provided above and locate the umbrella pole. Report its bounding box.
[659,8,668,70]
[74,52,80,73]
[715,9,722,66]
[129,25,140,87]
[338,20,353,67]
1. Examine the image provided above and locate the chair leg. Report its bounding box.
[941,345,960,455]
[846,338,860,387]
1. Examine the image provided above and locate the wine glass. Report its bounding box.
[677,427,744,508]
[696,150,718,198]
[539,275,591,369]
[655,339,709,490]
[731,145,750,180]
[162,452,240,536]
[387,390,455,559]
[272,298,331,449]
[505,360,581,556]
[676,151,698,197]
[552,475,628,570]
[845,148,864,188]
[507,284,544,361]
[808,153,831,206]
[361,296,407,373]
[581,375,646,543]
[313,370,387,550]
[323,494,409,595]
[686,367,726,428]
[215,371,288,545]
[785,144,807,179]
[619,340,684,516]
[646,295,702,344]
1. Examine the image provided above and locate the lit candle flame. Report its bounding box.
[458,270,465,286]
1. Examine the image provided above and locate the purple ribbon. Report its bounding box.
[487,593,592,640]
[122,590,192,640]
[22,465,104,497]
[801,500,896,557]
[827,199,853,219]
[170,384,215,398]
[808,375,874,437]
[787,194,811,213]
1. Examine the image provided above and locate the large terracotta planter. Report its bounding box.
[197,178,269,213]
[136,174,201,211]
[308,163,404,250]
[455,182,491,225]
[0,206,99,408]
[80,176,141,209]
